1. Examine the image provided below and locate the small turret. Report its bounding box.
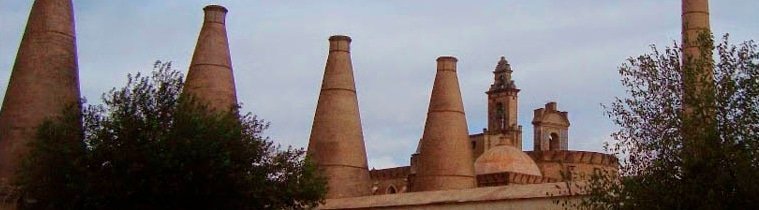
[532,102,570,151]
[489,56,516,91]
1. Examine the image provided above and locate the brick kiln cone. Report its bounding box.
[0,0,81,183]
[414,56,476,192]
[307,35,371,198]
[183,5,238,112]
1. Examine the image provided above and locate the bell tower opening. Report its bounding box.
[495,102,505,130]
[549,133,560,151]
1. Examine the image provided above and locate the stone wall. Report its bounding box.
[320,182,582,210]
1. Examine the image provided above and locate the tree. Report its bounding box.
[578,34,759,209]
[13,61,326,210]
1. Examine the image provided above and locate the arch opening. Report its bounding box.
[549,133,560,150]
[386,185,398,194]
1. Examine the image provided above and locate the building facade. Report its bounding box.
[1,0,712,209]
[366,56,618,196]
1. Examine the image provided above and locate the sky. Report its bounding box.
[1,1,757,169]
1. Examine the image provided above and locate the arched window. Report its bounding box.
[549,133,560,150]
[386,185,398,194]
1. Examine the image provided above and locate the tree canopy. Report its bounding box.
[12,61,326,210]
[580,34,759,209]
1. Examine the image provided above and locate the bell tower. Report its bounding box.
[485,56,522,148]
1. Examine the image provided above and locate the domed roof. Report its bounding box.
[474,145,542,176]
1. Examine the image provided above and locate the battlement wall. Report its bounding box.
[370,166,411,180]
[477,172,559,187]
[526,150,618,166]
[526,150,618,181]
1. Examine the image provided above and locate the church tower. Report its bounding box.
[485,57,522,148]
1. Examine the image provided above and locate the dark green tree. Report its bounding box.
[14,61,326,210]
[578,35,759,209]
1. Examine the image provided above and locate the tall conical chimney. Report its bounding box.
[307,35,371,199]
[413,56,475,192]
[682,0,711,63]
[681,0,715,137]
[0,0,81,183]
[182,5,237,112]
[682,0,713,97]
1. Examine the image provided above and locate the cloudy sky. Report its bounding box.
[1,1,757,169]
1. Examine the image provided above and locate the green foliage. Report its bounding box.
[579,34,759,209]
[16,105,86,209]
[14,61,327,210]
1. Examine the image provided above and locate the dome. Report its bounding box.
[474,145,542,176]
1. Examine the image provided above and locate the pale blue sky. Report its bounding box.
[1,1,757,168]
